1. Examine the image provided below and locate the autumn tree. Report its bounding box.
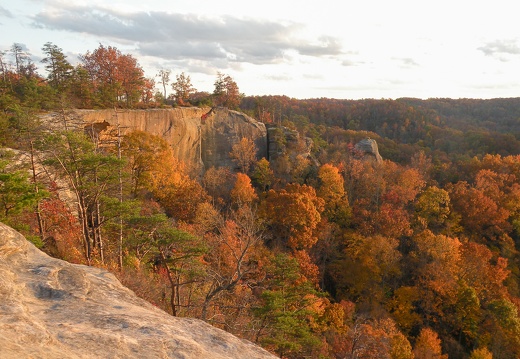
[251,157,274,192]
[414,186,453,234]
[411,230,462,325]
[330,233,402,306]
[259,183,324,250]
[229,137,257,173]
[202,166,235,208]
[316,163,351,227]
[469,347,493,359]
[201,206,266,323]
[230,173,258,208]
[148,152,210,222]
[448,180,510,241]
[121,130,172,197]
[213,72,242,109]
[171,72,196,105]
[413,327,448,359]
[346,318,413,359]
[81,44,145,107]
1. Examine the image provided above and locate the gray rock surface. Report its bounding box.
[355,138,383,163]
[200,107,268,170]
[0,222,278,359]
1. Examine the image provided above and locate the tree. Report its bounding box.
[10,43,36,78]
[251,158,274,192]
[148,152,210,222]
[317,163,351,226]
[121,130,171,197]
[469,347,493,359]
[41,42,73,93]
[414,186,452,234]
[230,173,258,207]
[42,130,124,264]
[81,44,145,107]
[259,183,324,250]
[157,69,171,100]
[229,137,257,173]
[213,72,242,109]
[448,180,510,241]
[202,166,235,207]
[0,152,46,225]
[171,72,195,105]
[151,224,207,316]
[253,253,323,358]
[413,328,448,359]
[347,318,413,359]
[201,206,265,322]
[331,234,402,305]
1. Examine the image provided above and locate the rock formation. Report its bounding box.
[0,222,278,359]
[354,138,383,163]
[200,107,267,170]
[43,107,268,174]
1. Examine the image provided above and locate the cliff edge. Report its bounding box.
[44,107,268,173]
[0,222,278,359]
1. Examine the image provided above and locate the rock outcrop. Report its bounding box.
[355,138,383,163]
[0,222,278,359]
[44,107,268,174]
[200,107,267,170]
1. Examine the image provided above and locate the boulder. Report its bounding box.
[0,222,278,359]
[355,138,383,163]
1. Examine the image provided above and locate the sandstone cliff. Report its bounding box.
[0,222,278,359]
[47,107,268,173]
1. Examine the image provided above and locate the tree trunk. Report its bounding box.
[29,140,45,242]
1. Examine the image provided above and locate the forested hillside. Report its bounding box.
[2,42,520,358]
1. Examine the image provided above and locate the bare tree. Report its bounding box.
[229,137,257,173]
[157,69,171,100]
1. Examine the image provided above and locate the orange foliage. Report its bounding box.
[413,328,447,359]
[260,183,324,250]
[230,173,258,207]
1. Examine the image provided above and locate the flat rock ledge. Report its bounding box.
[0,222,278,359]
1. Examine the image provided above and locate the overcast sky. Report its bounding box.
[1,0,519,100]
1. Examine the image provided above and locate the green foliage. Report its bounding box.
[0,153,47,220]
[253,253,323,358]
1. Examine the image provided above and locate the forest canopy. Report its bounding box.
[2,41,520,359]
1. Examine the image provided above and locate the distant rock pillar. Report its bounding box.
[354,138,383,163]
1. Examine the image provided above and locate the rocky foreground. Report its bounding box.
[0,222,278,359]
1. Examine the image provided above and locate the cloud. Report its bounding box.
[477,39,520,59]
[0,6,13,18]
[31,3,343,67]
[389,57,419,69]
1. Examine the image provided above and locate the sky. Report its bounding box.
[1,0,520,100]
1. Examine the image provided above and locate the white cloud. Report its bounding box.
[1,0,520,99]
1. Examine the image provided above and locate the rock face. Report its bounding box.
[355,138,383,163]
[0,222,278,359]
[200,107,268,170]
[267,125,315,163]
[49,107,268,173]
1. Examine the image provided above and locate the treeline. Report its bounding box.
[0,42,242,111]
[1,41,520,358]
[240,95,520,166]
